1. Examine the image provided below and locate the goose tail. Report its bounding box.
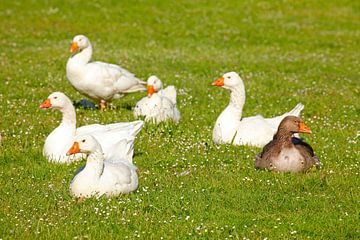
[288,103,304,117]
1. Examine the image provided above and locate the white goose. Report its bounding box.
[67,135,138,198]
[134,76,180,124]
[66,35,146,111]
[40,92,144,164]
[212,72,304,147]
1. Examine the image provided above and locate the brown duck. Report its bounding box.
[255,116,320,173]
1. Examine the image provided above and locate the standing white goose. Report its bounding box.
[67,135,138,198]
[40,92,144,164]
[66,35,146,111]
[212,72,304,147]
[134,75,180,124]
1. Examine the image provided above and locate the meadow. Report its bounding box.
[0,0,359,239]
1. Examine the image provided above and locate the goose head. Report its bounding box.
[39,92,71,110]
[70,35,91,53]
[279,116,312,134]
[212,72,244,90]
[66,135,101,156]
[147,75,163,97]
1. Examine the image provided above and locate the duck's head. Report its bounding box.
[66,135,100,156]
[212,72,243,90]
[279,116,312,134]
[39,92,70,110]
[70,35,90,53]
[147,75,163,97]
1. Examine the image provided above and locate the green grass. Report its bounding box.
[0,0,359,239]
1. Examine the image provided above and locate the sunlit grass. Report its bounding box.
[0,0,359,239]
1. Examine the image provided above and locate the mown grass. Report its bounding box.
[0,0,359,239]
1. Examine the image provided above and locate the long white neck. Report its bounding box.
[84,148,105,178]
[227,83,246,118]
[71,44,93,65]
[59,100,77,129]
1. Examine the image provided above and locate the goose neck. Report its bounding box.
[72,44,92,65]
[228,85,246,115]
[273,129,293,147]
[85,149,105,176]
[59,102,76,127]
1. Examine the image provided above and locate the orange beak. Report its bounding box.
[70,42,79,53]
[299,122,312,134]
[66,142,80,156]
[211,76,224,87]
[147,85,155,97]
[39,99,52,109]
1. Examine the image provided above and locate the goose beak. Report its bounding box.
[299,122,312,134]
[211,77,224,87]
[66,142,80,156]
[39,99,52,109]
[148,85,155,97]
[70,42,79,53]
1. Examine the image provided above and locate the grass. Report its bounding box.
[0,0,359,239]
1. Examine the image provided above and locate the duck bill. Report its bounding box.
[299,122,312,134]
[147,85,155,97]
[39,99,52,109]
[66,142,80,156]
[70,42,79,53]
[211,77,224,87]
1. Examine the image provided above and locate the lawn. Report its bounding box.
[0,0,359,239]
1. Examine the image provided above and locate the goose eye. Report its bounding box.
[227,76,231,79]
[82,139,86,143]
[54,96,58,99]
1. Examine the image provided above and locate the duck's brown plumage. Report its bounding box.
[255,116,320,173]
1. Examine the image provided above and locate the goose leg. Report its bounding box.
[99,100,107,111]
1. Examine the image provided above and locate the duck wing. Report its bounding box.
[76,121,143,162]
[264,103,304,130]
[77,121,144,137]
[105,137,135,163]
[292,137,315,156]
[101,161,134,186]
[292,137,321,170]
[134,96,149,117]
[254,139,277,169]
[159,86,177,105]
[85,61,146,94]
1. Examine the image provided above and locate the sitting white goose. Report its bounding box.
[66,34,146,111]
[39,92,144,164]
[67,135,138,198]
[134,75,180,124]
[212,72,304,147]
